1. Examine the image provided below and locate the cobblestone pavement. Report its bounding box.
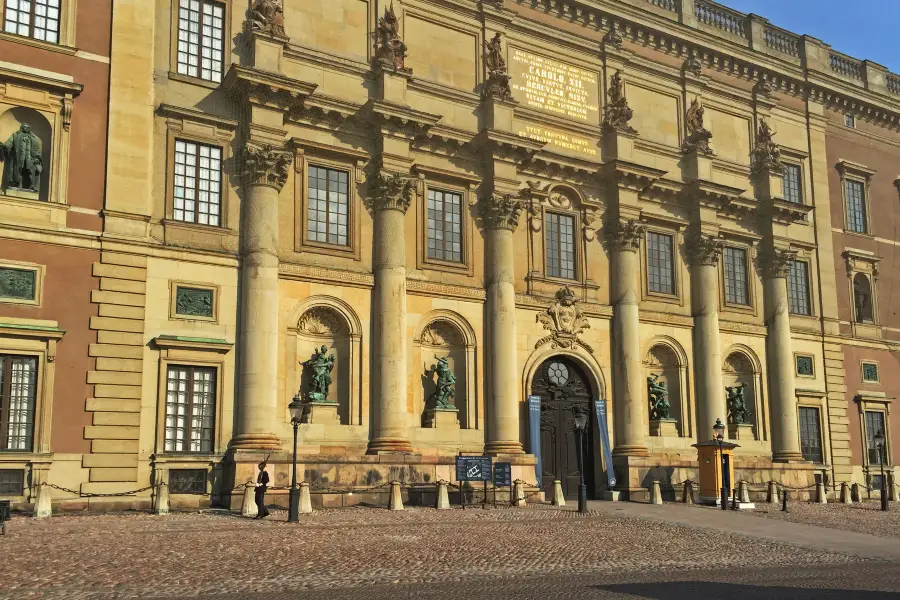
[0,505,891,600]
[738,500,900,538]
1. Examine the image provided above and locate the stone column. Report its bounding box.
[232,143,292,450]
[761,246,804,462]
[367,171,415,454]
[606,219,648,456]
[483,194,525,455]
[687,232,726,441]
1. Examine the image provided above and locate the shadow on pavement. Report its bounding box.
[596,582,900,599]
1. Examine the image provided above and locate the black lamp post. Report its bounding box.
[574,409,589,514]
[287,394,304,523]
[713,418,727,511]
[875,430,888,512]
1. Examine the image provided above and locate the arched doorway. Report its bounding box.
[531,356,596,499]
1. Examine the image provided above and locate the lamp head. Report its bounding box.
[713,418,726,441]
[288,394,304,423]
[574,411,588,431]
[874,430,886,447]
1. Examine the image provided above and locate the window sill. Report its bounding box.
[842,229,875,240]
[297,239,359,260]
[167,71,223,90]
[161,219,232,235]
[420,256,471,276]
[645,290,681,305]
[722,301,755,315]
[0,32,76,55]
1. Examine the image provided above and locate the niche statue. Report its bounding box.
[302,345,335,403]
[647,374,671,420]
[726,382,751,425]
[426,357,456,410]
[0,123,43,194]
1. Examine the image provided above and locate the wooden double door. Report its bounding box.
[533,357,595,499]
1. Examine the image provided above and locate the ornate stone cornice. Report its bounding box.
[481,194,525,231]
[364,100,442,139]
[604,218,645,252]
[685,231,724,266]
[224,65,317,112]
[758,245,797,278]
[474,129,545,164]
[601,160,666,193]
[241,142,293,190]
[367,170,416,213]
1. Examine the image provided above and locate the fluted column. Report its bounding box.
[367,171,415,454]
[232,143,293,450]
[607,219,648,456]
[761,246,803,462]
[687,232,726,442]
[483,194,525,455]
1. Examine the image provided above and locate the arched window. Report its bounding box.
[853,272,874,323]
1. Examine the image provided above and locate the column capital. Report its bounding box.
[604,218,645,252]
[759,245,797,278]
[241,142,293,191]
[481,193,524,231]
[685,231,724,266]
[367,170,416,213]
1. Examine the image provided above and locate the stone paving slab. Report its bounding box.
[0,506,870,600]
[738,500,900,539]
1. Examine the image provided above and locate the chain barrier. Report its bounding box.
[41,482,154,498]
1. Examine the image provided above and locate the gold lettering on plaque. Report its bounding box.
[510,49,599,123]
[516,124,598,158]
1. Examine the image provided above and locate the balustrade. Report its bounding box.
[830,53,863,80]
[695,1,747,38]
[763,28,800,58]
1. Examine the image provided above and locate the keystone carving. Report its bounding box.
[367,170,416,213]
[373,3,410,74]
[481,193,524,231]
[682,98,713,155]
[685,232,724,266]
[536,286,593,354]
[483,32,513,101]
[758,245,797,278]
[602,71,636,135]
[241,143,293,191]
[604,219,645,252]
[750,117,785,177]
[248,0,286,38]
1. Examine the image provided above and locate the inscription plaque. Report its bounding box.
[510,49,599,122]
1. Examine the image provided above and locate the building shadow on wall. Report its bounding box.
[594,582,900,599]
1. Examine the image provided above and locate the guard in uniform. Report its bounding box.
[255,461,270,518]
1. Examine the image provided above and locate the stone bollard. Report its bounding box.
[513,480,527,508]
[436,481,450,510]
[766,481,778,504]
[851,483,861,503]
[649,480,663,505]
[551,480,566,507]
[389,481,404,511]
[739,481,751,504]
[682,481,694,505]
[154,481,170,516]
[299,482,313,514]
[889,472,898,502]
[241,482,257,517]
[840,482,853,504]
[816,481,827,504]
[33,482,52,519]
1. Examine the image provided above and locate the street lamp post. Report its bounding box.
[574,409,589,514]
[713,418,727,511]
[875,430,888,512]
[287,394,305,523]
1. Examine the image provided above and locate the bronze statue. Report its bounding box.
[0,123,43,193]
[373,3,409,72]
[647,374,670,420]
[682,98,713,154]
[303,345,335,403]
[726,382,751,425]
[482,32,512,101]
[248,0,286,38]
[602,70,636,134]
[426,357,456,410]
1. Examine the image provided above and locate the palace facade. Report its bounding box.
[1,0,899,510]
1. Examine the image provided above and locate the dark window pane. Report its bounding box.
[796,355,814,376]
[426,189,463,263]
[176,0,224,82]
[173,140,222,226]
[545,213,576,280]
[169,469,207,494]
[164,365,216,453]
[3,0,60,43]
[845,180,867,233]
[647,232,675,295]
[787,260,811,315]
[865,411,886,465]
[724,247,749,305]
[863,362,879,383]
[0,355,38,451]
[782,164,802,204]
[798,407,823,463]
[307,165,350,247]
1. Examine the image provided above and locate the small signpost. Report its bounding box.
[493,462,512,507]
[593,400,617,490]
[456,456,493,509]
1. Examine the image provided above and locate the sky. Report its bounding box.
[720,0,900,73]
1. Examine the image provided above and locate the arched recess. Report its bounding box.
[722,345,765,441]
[288,296,362,426]
[0,107,52,201]
[413,310,477,430]
[643,336,691,438]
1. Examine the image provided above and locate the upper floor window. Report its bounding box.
[845,114,856,128]
[782,163,802,204]
[0,354,38,451]
[646,231,675,295]
[798,406,823,464]
[176,0,225,83]
[173,140,222,227]
[723,247,749,306]
[427,189,463,263]
[3,0,60,43]
[545,212,575,280]
[853,272,874,323]
[787,260,811,316]
[845,179,868,234]
[307,165,349,247]
[164,365,216,453]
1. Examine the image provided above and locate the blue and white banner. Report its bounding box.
[528,395,542,487]
[594,400,617,489]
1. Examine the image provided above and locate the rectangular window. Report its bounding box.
[782,163,802,204]
[646,232,675,295]
[787,260,811,316]
[0,355,38,451]
[862,362,879,383]
[164,365,216,453]
[845,114,856,128]
[307,166,349,246]
[176,0,225,83]
[723,247,749,306]
[169,468,208,494]
[865,411,887,465]
[3,0,60,43]
[845,179,868,233]
[798,407,823,464]
[426,189,463,263]
[0,469,24,495]
[795,355,814,377]
[173,140,222,227]
[545,213,576,280]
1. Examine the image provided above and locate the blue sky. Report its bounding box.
[721,0,900,72]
